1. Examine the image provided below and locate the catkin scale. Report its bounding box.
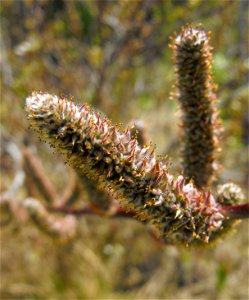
[25,92,225,246]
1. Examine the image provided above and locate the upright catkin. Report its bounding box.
[170,25,221,188]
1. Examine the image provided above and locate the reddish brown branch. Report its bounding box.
[48,202,249,222]
[22,147,58,203]
[221,202,249,219]
[47,204,138,220]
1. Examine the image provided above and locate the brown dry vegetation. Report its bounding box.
[1,1,248,299]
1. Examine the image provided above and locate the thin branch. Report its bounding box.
[22,147,58,203]
[24,197,77,239]
[47,204,138,220]
[221,203,249,219]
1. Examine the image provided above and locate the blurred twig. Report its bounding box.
[22,147,58,203]
[23,197,77,240]
[48,203,137,220]
[221,203,249,219]
[1,139,25,201]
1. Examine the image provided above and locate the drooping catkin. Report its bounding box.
[25,92,225,245]
[170,25,221,188]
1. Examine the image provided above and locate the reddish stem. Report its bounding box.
[221,202,249,219]
[48,202,249,221]
[47,204,138,220]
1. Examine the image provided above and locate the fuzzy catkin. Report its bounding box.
[170,25,221,188]
[25,92,225,246]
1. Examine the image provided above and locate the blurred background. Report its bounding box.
[0,0,248,299]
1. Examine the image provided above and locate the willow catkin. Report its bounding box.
[25,92,225,246]
[170,25,221,188]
